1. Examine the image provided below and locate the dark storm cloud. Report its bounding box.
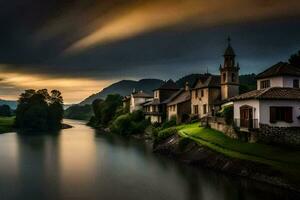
[0,0,300,80]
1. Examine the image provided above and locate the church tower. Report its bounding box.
[220,37,240,100]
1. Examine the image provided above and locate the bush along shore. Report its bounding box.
[88,96,300,192]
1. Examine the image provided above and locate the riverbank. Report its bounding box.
[0,116,15,134]
[152,123,300,192]
[88,117,300,192]
[0,116,72,134]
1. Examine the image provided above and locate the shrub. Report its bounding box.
[110,111,149,136]
[223,106,234,125]
[217,105,233,125]
[155,128,178,143]
[110,114,132,135]
[161,116,177,129]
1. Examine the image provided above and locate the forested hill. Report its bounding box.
[80,74,257,105]
[80,79,164,105]
[0,99,17,110]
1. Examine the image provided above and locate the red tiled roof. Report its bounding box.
[231,87,300,101]
[256,62,300,79]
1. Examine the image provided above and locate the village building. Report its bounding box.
[143,80,179,123]
[122,95,130,111]
[166,82,191,123]
[129,90,153,113]
[232,62,300,131]
[191,38,240,119]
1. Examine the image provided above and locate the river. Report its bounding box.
[0,119,298,200]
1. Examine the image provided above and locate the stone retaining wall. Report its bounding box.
[257,124,300,146]
[209,121,239,139]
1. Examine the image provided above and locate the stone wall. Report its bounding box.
[201,117,239,139]
[210,121,239,139]
[257,124,300,146]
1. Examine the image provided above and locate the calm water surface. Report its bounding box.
[0,119,299,200]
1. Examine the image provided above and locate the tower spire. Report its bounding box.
[227,36,231,45]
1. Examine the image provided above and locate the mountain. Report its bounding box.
[80,79,164,105]
[0,99,18,110]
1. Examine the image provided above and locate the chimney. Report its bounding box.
[185,82,190,91]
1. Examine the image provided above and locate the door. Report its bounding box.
[240,106,253,129]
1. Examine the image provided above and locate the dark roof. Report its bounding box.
[143,98,160,106]
[230,87,300,101]
[132,91,153,98]
[193,75,221,89]
[162,89,184,104]
[122,95,131,102]
[154,79,179,91]
[256,62,300,79]
[167,89,191,106]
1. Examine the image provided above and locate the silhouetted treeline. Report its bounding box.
[289,50,300,67]
[0,105,12,117]
[64,104,93,120]
[15,89,64,131]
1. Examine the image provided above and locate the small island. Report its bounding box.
[0,89,72,134]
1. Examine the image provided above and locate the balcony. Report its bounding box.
[234,118,259,131]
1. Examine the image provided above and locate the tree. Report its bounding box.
[89,94,122,127]
[15,89,64,132]
[64,104,93,120]
[289,50,300,68]
[0,105,12,116]
[100,94,122,125]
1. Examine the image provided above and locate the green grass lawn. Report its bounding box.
[0,116,15,134]
[169,123,300,180]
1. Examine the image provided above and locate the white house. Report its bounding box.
[130,91,153,113]
[232,62,300,130]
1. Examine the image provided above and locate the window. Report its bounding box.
[260,80,270,89]
[195,90,198,98]
[203,104,207,115]
[293,79,299,88]
[223,73,226,82]
[270,107,293,123]
[232,73,236,82]
[201,90,204,97]
[193,105,199,115]
[173,106,176,112]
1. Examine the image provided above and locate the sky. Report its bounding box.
[0,0,300,103]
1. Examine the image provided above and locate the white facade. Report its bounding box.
[257,76,300,90]
[130,95,152,113]
[259,100,300,127]
[145,115,162,123]
[234,99,300,128]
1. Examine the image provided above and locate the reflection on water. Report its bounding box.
[0,119,299,200]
